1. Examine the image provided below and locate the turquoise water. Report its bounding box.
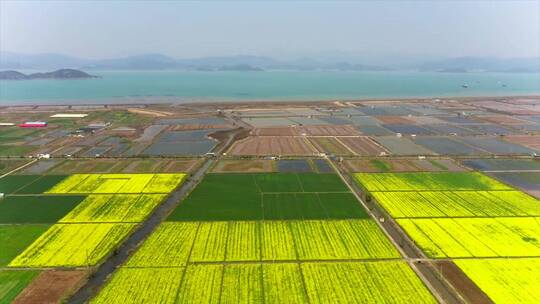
[1,70,539,105]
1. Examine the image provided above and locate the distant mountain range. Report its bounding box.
[1,52,538,73]
[0,69,97,80]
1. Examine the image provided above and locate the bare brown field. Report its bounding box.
[339,137,389,156]
[374,116,414,124]
[251,127,297,136]
[228,136,316,155]
[212,159,275,172]
[503,135,540,150]
[251,125,360,136]
[300,125,360,136]
[308,137,352,155]
[13,270,88,304]
[127,108,173,117]
[434,261,493,304]
[161,159,202,173]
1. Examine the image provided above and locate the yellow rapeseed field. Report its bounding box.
[47,173,186,194]
[455,258,540,304]
[9,223,135,267]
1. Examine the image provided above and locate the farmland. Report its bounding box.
[46,173,185,194]
[3,99,540,303]
[454,258,540,304]
[354,172,511,192]
[0,270,39,303]
[93,262,437,304]
[86,173,435,303]
[354,170,540,302]
[9,223,136,267]
[1,173,185,268]
[90,171,436,303]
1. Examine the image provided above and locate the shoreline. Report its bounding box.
[0,94,539,109]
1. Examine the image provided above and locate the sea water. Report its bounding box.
[1,70,539,105]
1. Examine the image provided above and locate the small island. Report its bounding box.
[0,69,98,80]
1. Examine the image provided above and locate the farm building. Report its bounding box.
[18,121,47,128]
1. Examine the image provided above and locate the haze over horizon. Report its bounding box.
[1,0,539,64]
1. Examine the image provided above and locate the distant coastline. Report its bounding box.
[0,70,538,105]
[0,69,98,80]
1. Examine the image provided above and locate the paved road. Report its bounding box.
[68,158,214,304]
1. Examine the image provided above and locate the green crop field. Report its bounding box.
[0,146,36,157]
[14,175,68,194]
[0,225,50,266]
[0,196,85,223]
[263,192,368,220]
[0,175,41,194]
[168,173,364,221]
[0,270,39,303]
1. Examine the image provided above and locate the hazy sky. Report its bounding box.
[1,1,539,59]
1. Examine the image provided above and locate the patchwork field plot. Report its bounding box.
[455,258,540,304]
[91,267,185,304]
[372,190,540,218]
[126,220,397,264]
[9,223,136,267]
[491,172,540,199]
[59,194,166,223]
[0,196,85,223]
[228,136,316,155]
[12,269,89,304]
[0,225,50,266]
[0,270,39,304]
[398,217,540,258]
[308,137,352,155]
[92,170,438,303]
[355,172,510,191]
[301,262,436,304]
[344,158,466,173]
[0,175,41,194]
[276,159,312,172]
[338,136,388,156]
[93,261,435,304]
[125,222,199,267]
[168,173,361,221]
[47,173,185,194]
[211,159,275,173]
[0,160,30,175]
[355,170,540,302]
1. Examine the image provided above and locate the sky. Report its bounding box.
[1,1,539,60]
